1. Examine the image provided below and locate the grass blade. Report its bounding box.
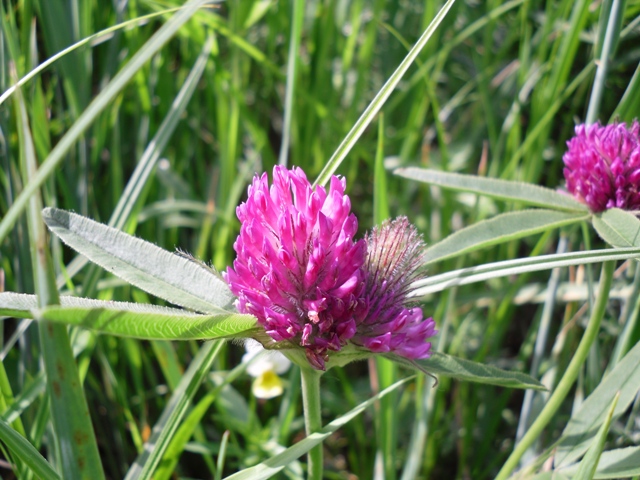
[15,75,104,478]
[124,340,224,480]
[0,417,60,480]
[312,0,456,187]
[0,0,213,244]
[224,376,414,480]
[555,340,640,467]
[277,0,304,167]
[571,392,619,479]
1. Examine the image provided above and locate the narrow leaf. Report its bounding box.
[0,0,212,244]
[313,0,456,187]
[16,77,105,479]
[224,377,413,480]
[571,393,619,479]
[33,305,257,341]
[423,210,588,264]
[587,446,640,478]
[411,247,640,297]
[42,208,235,314]
[385,352,546,390]
[394,168,588,212]
[592,208,640,247]
[0,292,219,318]
[124,341,224,480]
[0,417,60,480]
[555,340,640,467]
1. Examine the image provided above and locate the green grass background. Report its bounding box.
[1,0,640,478]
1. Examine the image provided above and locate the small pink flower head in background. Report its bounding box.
[354,217,437,359]
[224,166,367,370]
[225,166,436,370]
[563,121,640,212]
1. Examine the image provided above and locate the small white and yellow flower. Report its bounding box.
[242,340,291,399]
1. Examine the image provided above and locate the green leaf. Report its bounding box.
[0,417,60,480]
[411,246,640,297]
[41,208,235,314]
[394,168,588,212]
[592,208,640,247]
[571,393,619,480]
[0,292,256,341]
[385,352,546,390]
[224,376,414,480]
[35,306,257,341]
[423,210,588,264]
[555,340,640,467]
[558,447,640,478]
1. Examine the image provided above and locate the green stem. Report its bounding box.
[495,261,615,480]
[300,367,323,480]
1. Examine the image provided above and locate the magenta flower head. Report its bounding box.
[354,217,437,359]
[224,166,367,370]
[563,121,640,212]
[224,166,436,370]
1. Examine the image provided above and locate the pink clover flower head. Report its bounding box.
[353,217,437,359]
[563,121,640,212]
[224,165,367,370]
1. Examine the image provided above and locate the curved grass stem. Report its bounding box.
[495,261,615,480]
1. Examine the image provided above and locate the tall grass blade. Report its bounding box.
[0,417,60,480]
[224,377,414,480]
[0,0,213,244]
[312,0,456,187]
[124,340,224,480]
[15,80,104,478]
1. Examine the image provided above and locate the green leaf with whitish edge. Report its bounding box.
[592,208,640,247]
[384,352,546,390]
[555,340,640,467]
[571,393,619,480]
[34,305,256,340]
[0,292,212,318]
[394,168,587,212]
[423,210,588,264]
[0,417,60,480]
[224,377,413,480]
[0,292,256,340]
[410,247,640,297]
[559,446,640,478]
[42,208,234,314]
